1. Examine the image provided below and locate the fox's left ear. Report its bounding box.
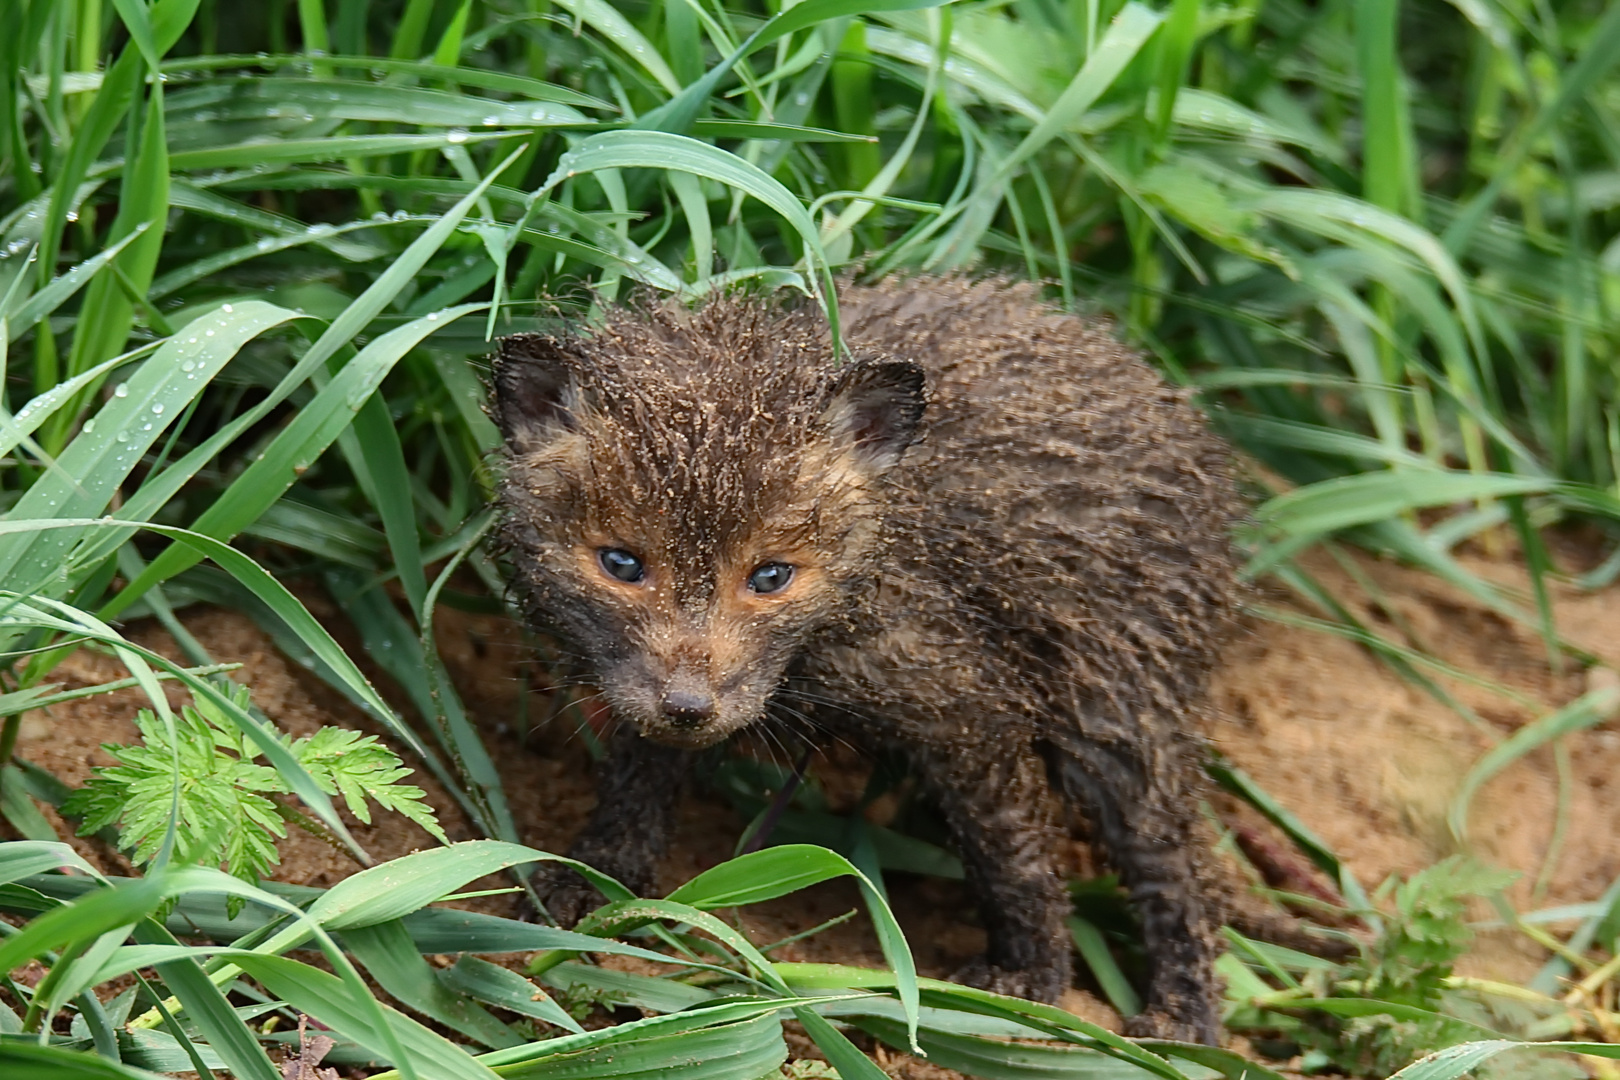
[492,333,579,453]
[821,356,927,474]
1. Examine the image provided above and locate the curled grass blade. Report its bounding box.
[1447,686,1620,844]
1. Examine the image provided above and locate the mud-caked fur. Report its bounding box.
[493,277,1244,1043]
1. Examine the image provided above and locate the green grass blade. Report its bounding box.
[1447,686,1620,845]
[344,918,522,1048]
[230,953,497,1080]
[664,844,919,1046]
[0,301,302,596]
[110,304,483,613]
[128,919,280,1080]
[1065,914,1141,1018]
[440,956,585,1034]
[0,1043,171,1080]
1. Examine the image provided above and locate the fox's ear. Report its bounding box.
[822,357,927,474]
[492,334,577,451]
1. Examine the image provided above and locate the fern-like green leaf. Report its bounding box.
[60,683,445,915]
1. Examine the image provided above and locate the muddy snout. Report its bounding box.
[659,679,716,729]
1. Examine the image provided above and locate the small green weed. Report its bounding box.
[1224,857,1591,1078]
[61,683,445,907]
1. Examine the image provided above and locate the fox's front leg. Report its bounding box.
[527,726,690,925]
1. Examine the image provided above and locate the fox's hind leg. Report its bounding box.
[908,732,1074,1003]
[1044,727,1221,1044]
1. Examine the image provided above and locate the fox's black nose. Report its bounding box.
[661,690,716,727]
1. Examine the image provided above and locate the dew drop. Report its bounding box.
[221,303,234,313]
[116,432,129,443]
[182,360,196,372]
[446,127,469,144]
[151,403,164,414]
[81,419,95,433]
[114,383,128,398]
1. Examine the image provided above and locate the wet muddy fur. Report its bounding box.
[493,277,1244,1043]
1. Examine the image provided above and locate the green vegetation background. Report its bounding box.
[0,0,1617,1077]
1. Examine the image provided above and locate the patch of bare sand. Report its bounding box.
[1211,547,1620,983]
[8,545,1619,1072]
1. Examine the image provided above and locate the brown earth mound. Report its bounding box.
[9,544,1620,1071]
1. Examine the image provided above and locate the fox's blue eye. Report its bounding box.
[747,563,794,594]
[599,548,645,583]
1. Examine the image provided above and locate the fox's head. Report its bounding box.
[493,295,925,749]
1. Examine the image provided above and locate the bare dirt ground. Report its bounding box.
[10,541,1620,1075]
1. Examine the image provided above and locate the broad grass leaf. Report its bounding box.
[127,919,281,1080]
[165,78,588,130]
[778,963,1190,1080]
[98,145,525,610]
[5,229,143,335]
[0,340,159,460]
[663,845,919,1045]
[161,52,613,108]
[1255,470,1554,539]
[113,304,483,608]
[344,918,522,1048]
[440,956,586,1034]
[0,301,301,594]
[0,840,105,887]
[488,1010,790,1079]
[162,130,518,171]
[229,953,497,1080]
[64,79,170,393]
[0,1043,171,1080]
[570,898,792,992]
[469,999,813,1077]
[552,0,681,95]
[1066,915,1141,1017]
[795,1007,894,1080]
[849,1013,1194,1079]
[300,840,626,934]
[0,876,163,975]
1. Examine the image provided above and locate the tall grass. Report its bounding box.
[0,0,1617,1076]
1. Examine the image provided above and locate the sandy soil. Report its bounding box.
[7,542,1620,1075]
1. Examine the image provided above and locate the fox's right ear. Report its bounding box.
[493,334,577,451]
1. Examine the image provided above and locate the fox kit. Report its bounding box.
[493,277,1242,1042]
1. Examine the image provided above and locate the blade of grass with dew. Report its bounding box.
[87,144,526,597]
[0,301,302,604]
[58,73,169,437]
[108,303,484,612]
[0,517,437,769]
